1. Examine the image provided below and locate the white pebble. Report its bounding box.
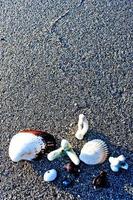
[44,169,57,182]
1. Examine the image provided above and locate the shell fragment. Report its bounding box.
[109,155,128,172]
[75,114,88,140]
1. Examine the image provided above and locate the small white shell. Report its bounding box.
[79,139,108,165]
[44,169,57,182]
[75,114,88,140]
[109,155,128,172]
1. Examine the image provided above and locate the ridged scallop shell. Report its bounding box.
[79,139,108,165]
[9,130,56,162]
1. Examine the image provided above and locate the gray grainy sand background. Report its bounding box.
[0,0,133,199]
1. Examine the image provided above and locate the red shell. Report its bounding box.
[18,129,56,156]
[18,129,48,136]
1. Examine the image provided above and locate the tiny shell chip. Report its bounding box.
[44,169,57,182]
[79,139,108,165]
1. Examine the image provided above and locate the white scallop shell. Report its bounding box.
[44,169,57,182]
[9,132,45,162]
[79,139,108,165]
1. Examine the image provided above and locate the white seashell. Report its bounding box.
[44,169,57,182]
[79,139,108,165]
[9,130,56,162]
[109,155,128,172]
[75,114,88,140]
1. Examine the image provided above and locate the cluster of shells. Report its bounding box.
[8,114,128,183]
[8,114,109,165]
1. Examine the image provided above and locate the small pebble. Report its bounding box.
[44,169,57,182]
[64,162,79,175]
[62,179,72,187]
[69,123,74,127]
[1,38,6,41]
[92,171,108,189]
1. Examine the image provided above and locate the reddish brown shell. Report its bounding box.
[18,129,56,155]
[18,129,48,135]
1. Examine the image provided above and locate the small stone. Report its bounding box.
[1,38,6,41]
[64,162,79,175]
[44,169,57,182]
[92,171,108,189]
[62,179,72,187]
[3,170,9,176]
[69,123,74,127]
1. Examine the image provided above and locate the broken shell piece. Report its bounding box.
[93,171,108,189]
[79,139,108,165]
[47,147,64,161]
[47,139,80,165]
[66,150,80,165]
[9,130,56,162]
[44,169,57,182]
[109,155,128,172]
[61,139,72,151]
[75,114,88,140]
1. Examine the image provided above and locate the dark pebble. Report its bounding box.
[62,179,72,187]
[64,162,80,176]
[92,171,108,189]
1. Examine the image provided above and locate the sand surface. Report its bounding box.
[0,0,133,199]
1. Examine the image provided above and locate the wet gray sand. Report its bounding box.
[0,0,133,199]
